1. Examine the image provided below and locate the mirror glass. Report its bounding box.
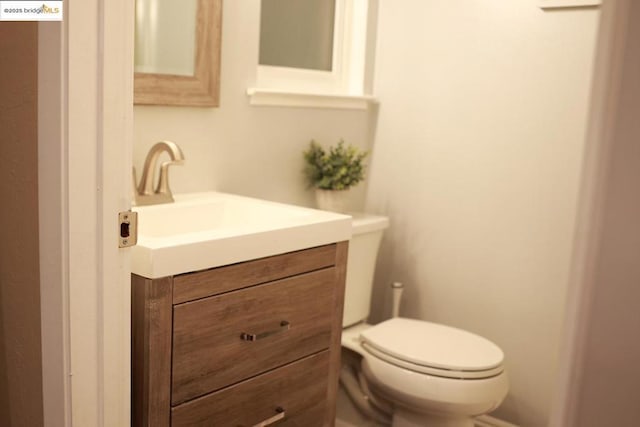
[259,0,335,71]
[135,0,198,76]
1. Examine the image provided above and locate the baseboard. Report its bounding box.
[475,415,520,427]
[338,414,516,427]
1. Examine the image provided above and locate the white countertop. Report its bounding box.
[131,192,352,278]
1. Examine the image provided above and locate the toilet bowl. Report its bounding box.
[343,320,508,427]
[340,214,509,427]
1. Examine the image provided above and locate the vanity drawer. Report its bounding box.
[171,350,329,427]
[172,267,335,405]
[172,244,337,304]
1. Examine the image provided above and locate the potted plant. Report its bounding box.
[303,140,368,212]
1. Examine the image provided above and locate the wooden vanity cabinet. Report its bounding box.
[132,242,348,427]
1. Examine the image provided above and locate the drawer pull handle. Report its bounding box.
[251,407,285,427]
[241,321,290,342]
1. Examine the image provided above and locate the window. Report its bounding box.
[259,0,336,72]
[248,0,376,109]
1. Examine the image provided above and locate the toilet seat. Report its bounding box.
[360,318,504,380]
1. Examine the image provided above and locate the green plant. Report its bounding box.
[303,140,368,190]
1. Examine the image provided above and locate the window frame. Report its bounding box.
[249,0,376,109]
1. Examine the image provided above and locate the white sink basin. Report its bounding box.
[131,192,352,278]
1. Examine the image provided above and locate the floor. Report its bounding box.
[335,381,388,427]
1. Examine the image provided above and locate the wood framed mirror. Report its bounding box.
[134,0,222,107]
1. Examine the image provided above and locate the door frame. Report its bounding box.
[38,0,134,425]
[551,0,638,425]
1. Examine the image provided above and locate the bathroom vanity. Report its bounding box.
[130,192,351,426]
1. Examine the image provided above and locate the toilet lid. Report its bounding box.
[360,318,504,375]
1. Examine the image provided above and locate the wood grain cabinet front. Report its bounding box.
[171,351,330,427]
[132,242,348,427]
[172,268,335,404]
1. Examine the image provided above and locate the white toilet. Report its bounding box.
[340,214,508,427]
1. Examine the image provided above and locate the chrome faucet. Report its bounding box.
[133,141,185,206]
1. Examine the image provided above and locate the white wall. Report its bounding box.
[134,0,374,208]
[365,1,599,426]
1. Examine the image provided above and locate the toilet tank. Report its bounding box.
[343,214,390,327]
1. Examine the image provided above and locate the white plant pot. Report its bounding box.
[315,188,352,213]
